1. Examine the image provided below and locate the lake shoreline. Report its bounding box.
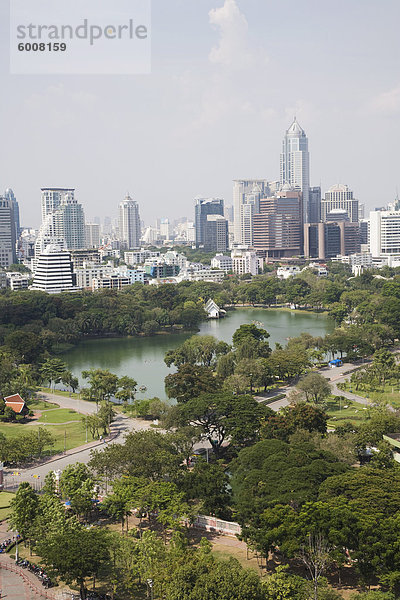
[61,305,328,353]
[62,308,334,400]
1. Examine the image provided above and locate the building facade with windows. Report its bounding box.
[0,195,17,268]
[31,245,77,293]
[253,188,303,258]
[370,210,400,258]
[194,197,224,247]
[119,195,141,249]
[280,119,310,223]
[321,184,359,223]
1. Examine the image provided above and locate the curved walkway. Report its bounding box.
[0,556,52,599]
[258,361,375,412]
[4,393,155,485]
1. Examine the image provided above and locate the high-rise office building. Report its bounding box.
[4,189,20,238]
[204,215,229,252]
[309,186,321,224]
[304,221,361,259]
[280,118,310,223]
[194,197,224,247]
[0,196,17,268]
[321,184,359,223]
[360,219,370,248]
[119,195,141,249]
[233,180,269,244]
[160,218,172,240]
[85,223,101,248]
[253,187,302,257]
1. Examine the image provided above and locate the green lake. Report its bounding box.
[62,308,334,400]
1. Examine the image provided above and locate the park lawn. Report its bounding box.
[325,396,369,427]
[0,491,15,520]
[38,386,80,400]
[0,421,94,453]
[340,381,400,410]
[211,545,263,575]
[28,397,58,411]
[38,408,81,424]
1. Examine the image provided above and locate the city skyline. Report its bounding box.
[0,0,399,227]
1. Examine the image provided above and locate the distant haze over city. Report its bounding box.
[0,0,399,227]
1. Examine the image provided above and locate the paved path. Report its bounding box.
[257,360,373,412]
[4,393,155,486]
[0,558,48,599]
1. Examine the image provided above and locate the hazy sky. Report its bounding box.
[1,0,399,227]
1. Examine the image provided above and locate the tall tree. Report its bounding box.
[9,482,39,545]
[38,526,110,600]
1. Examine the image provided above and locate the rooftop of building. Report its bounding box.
[286,117,306,136]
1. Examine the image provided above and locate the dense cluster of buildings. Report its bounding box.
[0,119,398,292]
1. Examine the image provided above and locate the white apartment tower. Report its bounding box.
[41,188,74,222]
[280,118,310,223]
[31,245,76,293]
[370,210,400,259]
[35,188,85,262]
[119,195,141,249]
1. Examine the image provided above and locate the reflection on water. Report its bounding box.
[63,309,334,400]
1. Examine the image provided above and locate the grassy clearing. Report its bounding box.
[37,408,81,424]
[28,397,58,411]
[0,420,94,453]
[0,491,15,520]
[211,545,263,575]
[340,382,400,410]
[325,396,369,427]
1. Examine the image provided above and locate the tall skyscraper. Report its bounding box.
[309,186,321,224]
[253,187,302,257]
[35,188,85,266]
[119,195,141,249]
[4,189,20,238]
[0,196,17,268]
[56,194,86,249]
[280,118,310,223]
[194,197,224,247]
[160,218,172,240]
[321,184,359,223]
[233,180,269,244]
[41,188,75,222]
[204,215,229,252]
[85,223,101,248]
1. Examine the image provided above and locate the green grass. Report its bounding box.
[38,386,80,399]
[28,397,58,411]
[0,421,94,453]
[325,396,370,427]
[37,408,81,424]
[340,382,400,409]
[0,491,15,520]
